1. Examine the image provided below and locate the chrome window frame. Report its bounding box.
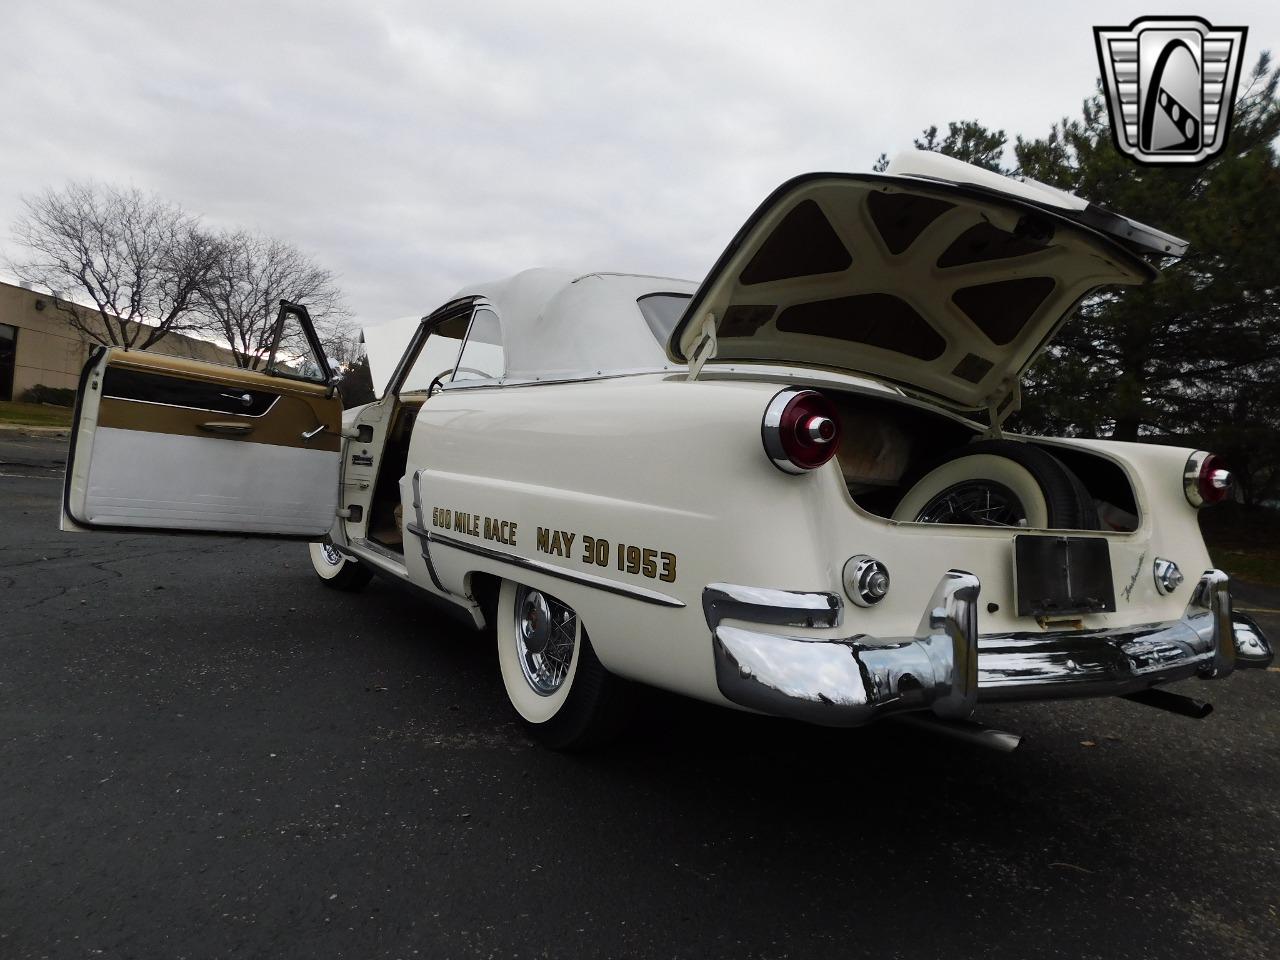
[383,297,479,400]
[448,304,506,386]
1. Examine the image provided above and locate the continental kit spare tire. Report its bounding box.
[891,439,1100,530]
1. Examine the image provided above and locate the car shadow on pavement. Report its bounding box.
[351,575,1277,959]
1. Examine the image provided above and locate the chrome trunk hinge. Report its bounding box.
[983,380,1021,439]
[687,313,718,381]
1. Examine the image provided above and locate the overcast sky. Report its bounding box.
[1,0,1275,326]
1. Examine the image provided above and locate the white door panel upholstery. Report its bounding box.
[82,428,339,535]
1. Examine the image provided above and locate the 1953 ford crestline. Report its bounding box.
[60,151,1273,749]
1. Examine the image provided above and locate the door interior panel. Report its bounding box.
[103,365,281,416]
[95,352,341,452]
[96,392,340,452]
[65,348,343,537]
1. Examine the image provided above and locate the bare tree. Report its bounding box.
[317,321,363,369]
[198,231,351,370]
[9,181,220,349]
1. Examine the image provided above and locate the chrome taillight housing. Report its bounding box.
[1184,451,1232,507]
[762,388,841,474]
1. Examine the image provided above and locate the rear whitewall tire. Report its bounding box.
[496,579,623,749]
[497,580,582,724]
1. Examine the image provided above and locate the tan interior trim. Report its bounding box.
[98,395,341,451]
[106,349,332,401]
[98,351,341,452]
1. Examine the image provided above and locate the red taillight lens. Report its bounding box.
[1184,451,1232,507]
[1198,454,1232,504]
[762,389,841,474]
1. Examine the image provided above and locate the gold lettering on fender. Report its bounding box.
[524,526,677,583]
[451,511,482,537]
[482,516,517,546]
[615,541,678,583]
[534,528,576,557]
[581,535,609,567]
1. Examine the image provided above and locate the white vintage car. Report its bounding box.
[61,152,1272,750]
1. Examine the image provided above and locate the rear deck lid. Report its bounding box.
[669,151,1186,412]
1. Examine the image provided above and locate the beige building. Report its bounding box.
[0,279,238,401]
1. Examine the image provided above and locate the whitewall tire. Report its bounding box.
[496,579,623,749]
[893,454,1051,528]
[308,539,373,591]
[891,439,1099,530]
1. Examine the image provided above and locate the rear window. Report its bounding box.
[637,293,692,345]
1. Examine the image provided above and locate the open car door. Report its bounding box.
[62,302,343,538]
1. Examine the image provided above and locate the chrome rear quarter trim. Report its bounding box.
[703,583,841,629]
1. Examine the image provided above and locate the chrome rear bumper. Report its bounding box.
[705,570,1273,728]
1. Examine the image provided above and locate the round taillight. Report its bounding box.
[762,388,841,474]
[1184,451,1232,507]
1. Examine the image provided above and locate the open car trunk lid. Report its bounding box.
[668,151,1186,413]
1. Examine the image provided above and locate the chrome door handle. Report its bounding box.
[199,421,254,436]
[221,392,253,408]
[301,424,327,440]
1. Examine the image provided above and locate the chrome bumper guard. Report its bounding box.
[705,570,1273,728]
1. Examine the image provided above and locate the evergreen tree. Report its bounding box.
[901,56,1280,503]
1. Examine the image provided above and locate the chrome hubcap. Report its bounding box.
[514,585,576,696]
[320,541,343,566]
[914,480,1029,527]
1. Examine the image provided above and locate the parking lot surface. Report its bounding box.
[2,434,1278,959]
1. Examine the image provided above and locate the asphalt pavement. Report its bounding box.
[2,434,1278,960]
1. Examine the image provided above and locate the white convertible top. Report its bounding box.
[453,268,697,381]
[363,269,697,395]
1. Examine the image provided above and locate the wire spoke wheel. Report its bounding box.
[514,585,578,696]
[913,480,1029,527]
[320,540,344,566]
[892,441,1099,532]
[497,579,625,748]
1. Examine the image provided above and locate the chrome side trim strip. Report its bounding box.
[426,531,686,608]
[435,366,679,393]
[101,394,282,419]
[408,471,449,595]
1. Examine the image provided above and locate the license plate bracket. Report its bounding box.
[1014,535,1116,618]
